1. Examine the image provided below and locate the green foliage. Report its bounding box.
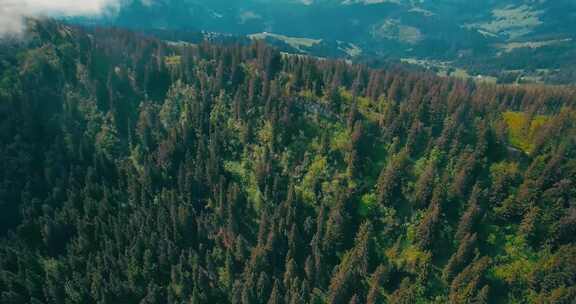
[359,192,377,217]
[503,111,550,154]
[491,236,538,285]
[160,80,195,129]
[0,20,575,304]
[299,155,329,205]
[95,114,122,159]
[224,160,263,211]
[330,127,350,152]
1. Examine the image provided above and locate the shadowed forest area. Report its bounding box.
[0,21,575,304]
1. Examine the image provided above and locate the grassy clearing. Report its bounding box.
[249,32,321,53]
[503,111,549,154]
[164,55,182,67]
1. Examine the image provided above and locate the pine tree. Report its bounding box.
[415,188,443,250]
[366,265,389,304]
[377,150,410,207]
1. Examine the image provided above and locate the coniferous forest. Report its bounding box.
[1,21,575,304]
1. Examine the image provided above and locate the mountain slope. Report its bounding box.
[1,20,576,303]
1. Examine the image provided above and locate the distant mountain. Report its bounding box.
[71,0,576,83]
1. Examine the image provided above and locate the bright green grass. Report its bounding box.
[503,111,549,154]
[164,55,182,67]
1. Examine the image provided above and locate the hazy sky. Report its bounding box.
[0,0,119,37]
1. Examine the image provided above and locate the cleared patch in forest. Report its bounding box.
[164,55,182,67]
[503,111,549,154]
[495,38,573,53]
[249,32,322,53]
[465,5,543,40]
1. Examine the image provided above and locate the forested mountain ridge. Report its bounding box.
[70,0,576,84]
[1,20,576,303]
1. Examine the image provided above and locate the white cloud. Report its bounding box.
[0,0,120,37]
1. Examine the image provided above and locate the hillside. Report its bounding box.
[0,20,576,303]
[69,0,576,84]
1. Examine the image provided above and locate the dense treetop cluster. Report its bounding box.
[0,20,575,303]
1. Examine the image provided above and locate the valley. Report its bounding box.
[66,0,576,84]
